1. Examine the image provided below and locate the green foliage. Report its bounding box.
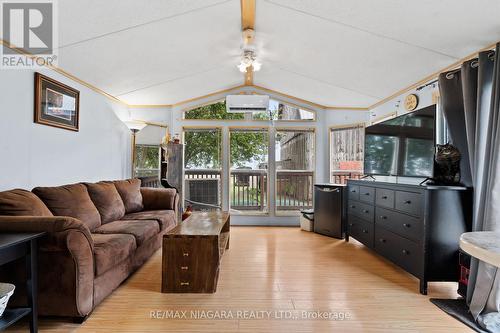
[184,101,244,120]
[135,145,159,177]
[184,102,268,169]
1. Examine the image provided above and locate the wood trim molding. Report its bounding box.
[369,41,498,110]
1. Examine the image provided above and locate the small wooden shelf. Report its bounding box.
[0,308,31,330]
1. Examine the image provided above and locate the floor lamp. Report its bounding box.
[124,121,147,178]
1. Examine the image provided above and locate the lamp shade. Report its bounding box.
[124,120,147,132]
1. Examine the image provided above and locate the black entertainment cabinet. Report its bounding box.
[346,179,472,294]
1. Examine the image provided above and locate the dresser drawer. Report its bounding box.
[375,207,422,242]
[348,216,374,248]
[376,188,395,209]
[348,200,374,222]
[359,186,375,204]
[348,185,360,201]
[375,227,422,277]
[395,191,423,217]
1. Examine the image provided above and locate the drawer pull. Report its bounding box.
[183,252,189,257]
[364,192,370,196]
[404,200,412,204]
[403,223,411,228]
[351,189,357,193]
[382,196,388,199]
[379,238,386,243]
[181,266,189,270]
[350,205,356,209]
[362,229,368,234]
[349,223,353,226]
[180,282,190,286]
[363,209,369,213]
[402,249,410,255]
[380,215,387,220]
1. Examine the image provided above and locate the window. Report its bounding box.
[183,128,222,211]
[329,126,364,184]
[229,128,269,214]
[134,145,160,177]
[183,98,315,121]
[184,100,243,120]
[275,129,315,213]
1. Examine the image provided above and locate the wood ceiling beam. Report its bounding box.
[240,0,256,30]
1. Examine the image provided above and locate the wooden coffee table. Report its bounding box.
[161,211,230,293]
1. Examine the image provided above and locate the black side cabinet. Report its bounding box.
[314,184,346,239]
[346,180,472,294]
[0,233,45,333]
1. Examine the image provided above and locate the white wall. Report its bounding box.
[0,69,131,191]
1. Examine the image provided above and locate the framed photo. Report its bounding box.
[34,73,80,131]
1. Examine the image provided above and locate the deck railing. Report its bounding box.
[330,171,363,185]
[230,169,267,211]
[276,170,314,211]
[184,169,317,212]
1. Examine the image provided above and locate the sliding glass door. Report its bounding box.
[229,128,269,214]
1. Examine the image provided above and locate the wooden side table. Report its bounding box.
[0,233,45,333]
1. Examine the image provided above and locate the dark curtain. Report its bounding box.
[438,71,473,186]
[441,43,500,331]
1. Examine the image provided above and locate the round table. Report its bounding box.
[460,231,500,267]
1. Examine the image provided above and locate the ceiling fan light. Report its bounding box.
[237,62,248,72]
[252,61,262,71]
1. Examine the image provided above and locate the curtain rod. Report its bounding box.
[416,49,496,90]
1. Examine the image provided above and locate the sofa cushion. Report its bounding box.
[91,233,136,276]
[85,182,125,224]
[122,210,177,231]
[33,183,102,231]
[93,220,159,246]
[112,179,143,214]
[0,189,53,216]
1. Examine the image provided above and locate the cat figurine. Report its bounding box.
[433,143,461,185]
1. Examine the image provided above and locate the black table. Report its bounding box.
[0,233,45,333]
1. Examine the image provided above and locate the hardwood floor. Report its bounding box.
[8,227,472,332]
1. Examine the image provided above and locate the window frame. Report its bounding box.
[328,123,365,184]
[134,144,160,178]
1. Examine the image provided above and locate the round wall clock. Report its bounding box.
[404,94,419,111]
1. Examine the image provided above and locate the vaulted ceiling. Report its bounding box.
[54,0,500,107]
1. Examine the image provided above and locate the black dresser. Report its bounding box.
[346,179,472,294]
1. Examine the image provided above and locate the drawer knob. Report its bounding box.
[364,192,370,196]
[181,266,189,270]
[379,238,386,243]
[180,282,190,286]
[362,229,368,234]
[382,196,388,199]
[351,189,357,193]
[350,205,356,209]
[380,215,387,220]
[404,200,412,204]
[349,223,353,226]
[183,252,189,257]
[363,210,369,213]
[402,249,410,255]
[403,223,411,228]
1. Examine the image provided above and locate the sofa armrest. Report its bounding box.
[0,215,93,251]
[140,187,178,211]
[0,215,95,317]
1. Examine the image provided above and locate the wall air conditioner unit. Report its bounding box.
[226,94,269,113]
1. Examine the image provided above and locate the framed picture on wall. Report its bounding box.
[34,73,80,131]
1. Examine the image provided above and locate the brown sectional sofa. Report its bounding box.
[0,179,178,321]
